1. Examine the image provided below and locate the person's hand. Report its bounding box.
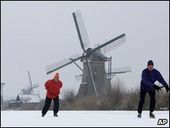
[153,84,161,91]
[165,85,169,92]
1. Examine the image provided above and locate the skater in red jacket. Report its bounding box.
[42,72,63,117]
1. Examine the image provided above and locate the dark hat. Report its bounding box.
[147,60,154,66]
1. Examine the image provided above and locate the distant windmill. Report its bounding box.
[20,70,39,95]
[45,10,131,97]
[8,71,41,109]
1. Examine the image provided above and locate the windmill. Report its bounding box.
[8,71,41,109]
[17,70,41,103]
[20,70,39,95]
[46,10,130,97]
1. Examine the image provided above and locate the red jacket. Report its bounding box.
[45,79,63,99]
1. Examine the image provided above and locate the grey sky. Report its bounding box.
[1,1,169,100]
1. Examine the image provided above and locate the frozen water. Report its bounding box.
[1,110,169,127]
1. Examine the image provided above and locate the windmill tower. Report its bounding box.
[77,48,109,97]
[45,10,131,98]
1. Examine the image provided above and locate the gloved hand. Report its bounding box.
[165,85,169,92]
[153,84,161,91]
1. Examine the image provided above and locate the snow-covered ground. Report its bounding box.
[1,110,169,127]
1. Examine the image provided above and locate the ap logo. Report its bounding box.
[157,119,168,125]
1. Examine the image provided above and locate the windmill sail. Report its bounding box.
[100,34,126,54]
[88,33,126,56]
[110,66,131,74]
[84,58,98,96]
[73,10,90,49]
[46,53,82,74]
[27,70,33,93]
[31,83,39,89]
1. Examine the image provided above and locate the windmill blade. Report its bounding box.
[27,70,32,88]
[85,59,98,97]
[46,53,82,74]
[89,33,126,55]
[100,34,126,54]
[110,66,131,74]
[72,10,90,51]
[75,74,83,81]
[32,83,39,89]
[27,70,35,94]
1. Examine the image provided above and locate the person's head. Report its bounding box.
[147,60,154,71]
[53,72,59,82]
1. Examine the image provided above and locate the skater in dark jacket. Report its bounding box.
[137,60,169,118]
[42,72,63,117]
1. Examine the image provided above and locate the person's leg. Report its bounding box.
[53,96,59,116]
[137,88,147,114]
[42,97,52,116]
[148,90,156,112]
[148,90,156,118]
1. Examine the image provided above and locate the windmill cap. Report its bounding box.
[147,60,154,66]
[54,73,59,78]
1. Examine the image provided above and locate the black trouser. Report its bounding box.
[137,88,155,113]
[42,96,59,115]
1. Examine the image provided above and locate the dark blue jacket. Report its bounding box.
[141,68,168,91]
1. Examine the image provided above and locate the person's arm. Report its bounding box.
[156,70,169,92]
[45,81,49,89]
[156,71,168,86]
[59,81,63,89]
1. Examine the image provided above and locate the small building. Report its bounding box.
[9,94,41,110]
[16,94,41,103]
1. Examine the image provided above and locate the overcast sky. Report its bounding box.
[1,1,169,100]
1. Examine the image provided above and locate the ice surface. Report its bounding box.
[1,110,169,127]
